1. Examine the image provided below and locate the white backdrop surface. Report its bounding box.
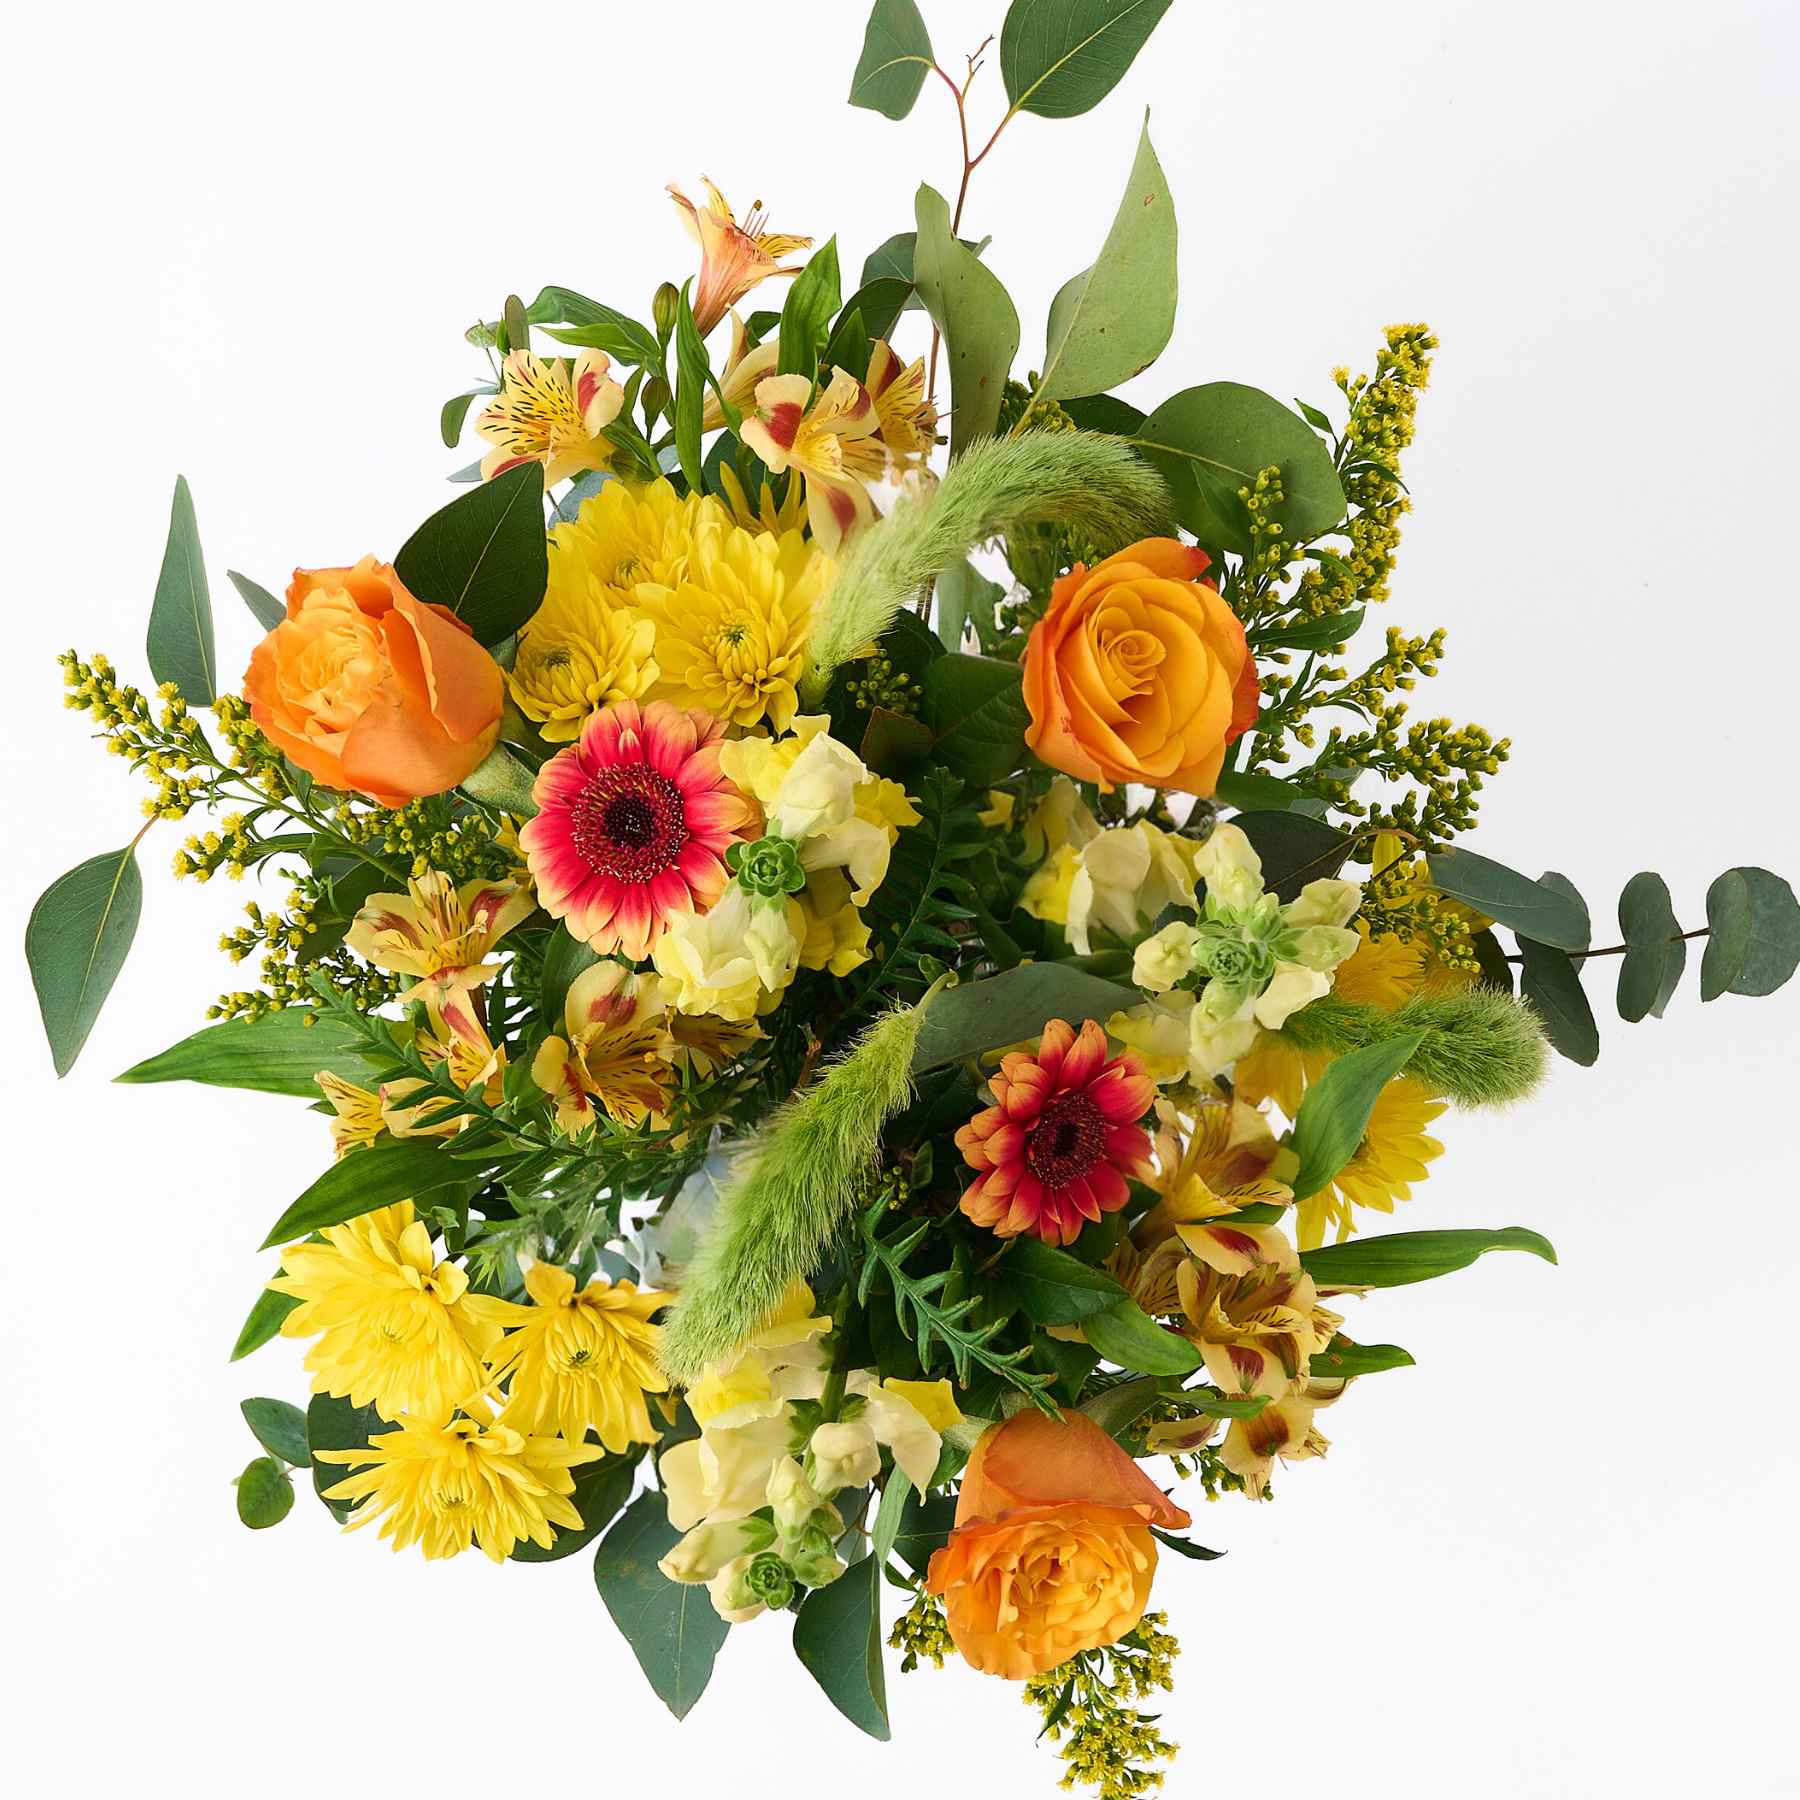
[4,2,1797,1794]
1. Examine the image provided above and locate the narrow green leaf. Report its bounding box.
[511,1454,636,1563]
[1000,0,1176,119]
[439,387,492,450]
[1003,1238,1129,1325]
[1252,606,1368,652]
[1701,866,1800,999]
[911,963,1140,1071]
[1082,1298,1203,1375]
[1301,1226,1557,1288]
[118,1008,399,1098]
[920,652,1029,783]
[1617,870,1685,1022]
[1039,113,1176,401]
[1288,1033,1427,1199]
[526,287,663,366]
[870,1471,913,1569]
[849,0,934,120]
[227,569,285,632]
[594,1490,731,1720]
[1307,1339,1415,1378]
[393,461,548,645]
[1077,1373,1165,1437]
[260,1139,474,1249]
[234,1456,294,1530]
[778,237,842,379]
[240,1397,309,1467]
[1426,848,1590,952]
[912,184,1019,454]
[147,475,216,703]
[793,1555,891,1741]
[1151,1526,1223,1561]
[672,282,710,494]
[1518,939,1600,1066]
[541,924,603,1026]
[28,844,144,1077]
[231,1286,300,1361]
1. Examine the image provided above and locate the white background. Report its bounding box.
[4,2,1797,1793]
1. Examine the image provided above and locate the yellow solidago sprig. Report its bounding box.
[1023,1615,1182,1800]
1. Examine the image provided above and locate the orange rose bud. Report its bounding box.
[244,557,504,809]
[1021,538,1258,798]
[925,1408,1189,1679]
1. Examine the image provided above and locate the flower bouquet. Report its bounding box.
[27,3,1800,1794]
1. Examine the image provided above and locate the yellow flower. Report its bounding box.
[638,522,832,732]
[669,178,812,338]
[477,348,624,485]
[346,871,534,981]
[555,476,721,596]
[1217,1391,1331,1500]
[700,311,779,434]
[271,1202,513,1422]
[977,789,1015,829]
[506,577,658,742]
[415,984,508,1109]
[1174,1254,1338,1401]
[531,961,677,1134]
[666,1010,765,1080]
[796,866,873,976]
[865,338,938,461]
[1295,1078,1446,1249]
[318,1401,602,1561]
[741,369,885,553]
[487,1262,670,1451]
[314,1069,459,1159]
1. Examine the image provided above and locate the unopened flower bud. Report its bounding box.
[652,282,681,343]
[657,1515,775,1585]
[806,1419,880,1496]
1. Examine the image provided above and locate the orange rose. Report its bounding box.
[924,1408,1189,1679]
[244,557,503,808]
[1021,538,1258,797]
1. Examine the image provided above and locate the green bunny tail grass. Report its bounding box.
[1279,986,1550,1108]
[799,430,1173,704]
[659,1002,927,1383]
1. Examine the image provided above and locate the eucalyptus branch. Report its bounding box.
[1502,927,1711,964]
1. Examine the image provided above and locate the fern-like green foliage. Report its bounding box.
[799,431,1173,704]
[1278,987,1550,1107]
[659,1003,928,1382]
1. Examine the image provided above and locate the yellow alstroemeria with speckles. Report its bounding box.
[347,870,534,982]
[487,1262,670,1452]
[314,1069,460,1159]
[669,179,812,337]
[701,311,779,434]
[531,961,677,1134]
[478,348,624,485]
[865,338,938,462]
[741,368,885,552]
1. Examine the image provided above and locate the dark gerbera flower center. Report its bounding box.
[1024,1091,1107,1189]
[569,766,688,884]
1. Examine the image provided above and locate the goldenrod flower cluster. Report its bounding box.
[1023,1616,1182,1800]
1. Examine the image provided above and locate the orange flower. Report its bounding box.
[668,179,812,338]
[925,1409,1189,1679]
[244,557,504,808]
[1021,539,1258,797]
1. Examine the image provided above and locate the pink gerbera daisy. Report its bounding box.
[955,1018,1155,1248]
[519,699,757,960]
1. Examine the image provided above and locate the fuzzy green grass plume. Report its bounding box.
[1278,987,1550,1107]
[659,1003,926,1383]
[798,430,1172,705]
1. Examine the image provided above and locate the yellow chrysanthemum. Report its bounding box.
[638,523,831,733]
[318,1402,602,1561]
[271,1202,515,1422]
[1295,1078,1447,1249]
[488,1262,670,1451]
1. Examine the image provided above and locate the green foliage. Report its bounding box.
[1002,1237,1129,1324]
[794,1555,892,1741]
[1082,1299,1203,1375]
[932,557,1003,652]
[393,461,547,645]
[525,286,663,366]
[260,1138,480,1249]
[777,236,842,379]
[1000,0,1175,118]
[234,1456,294,1529]
[27,843,144,1077]
[594,1491,731,1720]
[1301,1227,1557,1289]
[1309,1339,1415,1377]
[231,1286,300,1361]
[147,475,217,704]
[920,653,1029,784]
[1039,115,1176,402]
[671,281,711,493]
[1702,866,1800,1000]
[1288,1034,1426,1199]
[1617,871,1685,1021]
[241,1397,309,1467]
[910,962,1139,1071]
[227,568,285,631]
[660,1003,928,1380]
[911,182,1020,455]
[1230,811,1351,902]
[1518,939,1600,1066]
[1425,848,1590,952]
[512,1454,637,1564]
[305,1392,382,1522]
[848,0,933,120]
[117,1007,400,1097]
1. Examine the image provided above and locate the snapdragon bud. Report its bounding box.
[806,1418,880,1495]
[657,1515,776,1584]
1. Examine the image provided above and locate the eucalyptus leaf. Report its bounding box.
[1518,939,1600,1066]
[912,185,1019,454]
[1230,811,1351,903]
[260,1139,476,1249]
[1425,848,1590,952]
[911,963,1140,1071]
[306,1392,384,1522]
[28,844,144,1077]
[1082,1298,1203,1375]
[393,461,547,645]
[1535,871,1591,951]
[147,475,217,703]
[234,1456,294,1530]
[889,1487,956,1577]
[1002,1238,1129,1325]
[439,386,492,449]
[227,569,285,632]
[1288,1033,1427,1200]
[1617,870,1685,1022]
[848,0,934,119]
[1000,0,1176,118]
[1039,113,1176,401]
[1701,866,1800,1000]
[794,1555,891,1741]
[117,1008,400,1097]
[1213,771,1308,814]
[1301,1227,1557,1289]
[240,1397,309,1467]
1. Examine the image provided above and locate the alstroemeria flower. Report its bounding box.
[700,311,780,433]
[347,871,535,982]
[865,338,937,460]
[741,369,886,552]
[669,179,812,337]
[478,348,625,485]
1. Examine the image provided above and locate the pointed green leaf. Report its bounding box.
[1077,1373,1165,1436]
[234,1456,294,1529]
[594,1490,731,1720]
[1213,771,1310,815]
[831,277,912,357]
[240,1397,310,1467]
[1307,1339,1415,1377]
[671,281,710,494]
[1518,939,1600,1066]
[1426,849,1591,952]
[1000,0,1176,118]
[393,460,547,645]
[28,844,144,1077]
[932,558,1004,652]
[1701,866,1800,1000]
[870,1471,913,1569]
[778,237,842,379]
[118,1007,400,1098]
[1231,811,1352,902]
[1081,1298,1203,1374]
[911,963,1140,1070]
[147,475,216,703]
[793,1555,891,1741]
[231,1286,300,1361]
[1301,1227,1557,1288]
[260,1139,474,1249]
[920,652,1028,783]
[912,184,1019,453]
[1288,1033,1426,1199]
[1617,870,1685,1021]
[526,287,663,366]
[1039,113,1176,401]
[305,1392,383,1521]
[849,0,934,119]
[227,569,285,632]
[889,1486,956,1577]
[1002,1238,1129,1325]
[1150,1527,1223,1561]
